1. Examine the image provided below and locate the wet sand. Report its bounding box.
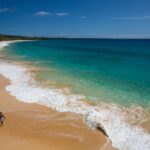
[0,75,117,150]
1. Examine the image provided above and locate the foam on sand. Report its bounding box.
[0,40,31,50]
[0,41,150,150]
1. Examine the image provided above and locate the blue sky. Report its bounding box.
[0,0,150,38]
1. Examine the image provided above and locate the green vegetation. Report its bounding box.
[0,34,51,41]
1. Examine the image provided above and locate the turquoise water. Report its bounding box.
[4,39,150,107]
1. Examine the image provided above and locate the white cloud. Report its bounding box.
[35,11,69,17]
[80,16,88,19]
[56,13,69,16]
[114,16,150,20]
[0,8,14,13]
[35,11,51,16]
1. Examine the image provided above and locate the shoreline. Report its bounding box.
[0,40,116,149]
[0,40,150,150]
[0,75,116,150]
[0,40,34,51]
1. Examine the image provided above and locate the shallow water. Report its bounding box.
[3,39,150,107]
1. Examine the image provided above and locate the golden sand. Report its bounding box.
[0,75,117,150]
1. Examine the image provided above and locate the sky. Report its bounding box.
[0,0,150,38]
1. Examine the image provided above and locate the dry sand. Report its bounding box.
[0,75,117,150]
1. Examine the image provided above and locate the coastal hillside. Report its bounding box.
[0,34,50,41]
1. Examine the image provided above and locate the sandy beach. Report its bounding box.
[0,74,117,150]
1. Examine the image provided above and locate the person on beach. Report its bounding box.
[0,112,5,127]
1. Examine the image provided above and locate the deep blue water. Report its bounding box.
[5,39,150,107]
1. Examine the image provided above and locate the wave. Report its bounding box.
[0,41,150,150]
[0,41,10,50]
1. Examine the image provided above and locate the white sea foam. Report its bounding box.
[0,41,10,50]
[0,41,150,150]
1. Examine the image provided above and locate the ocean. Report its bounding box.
[0,39,150,150]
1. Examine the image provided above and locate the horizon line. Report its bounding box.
[1,33,150,40]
